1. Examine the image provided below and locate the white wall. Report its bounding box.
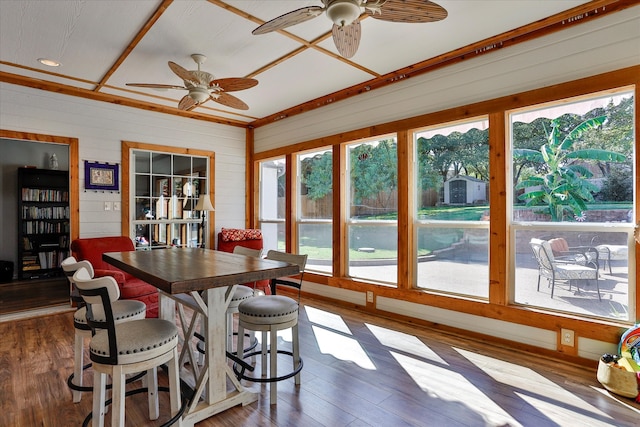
[0,84,247,243]
[254,5,640,151]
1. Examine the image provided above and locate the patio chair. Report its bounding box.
[546,237,599,271]
[578,233,628,274]
[530,238,601,301]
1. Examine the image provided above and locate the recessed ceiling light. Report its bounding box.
[37,58,61,67]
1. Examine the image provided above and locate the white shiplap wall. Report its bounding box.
[0,83,247,237]
[254,5,640,151]
[251,5,640,359]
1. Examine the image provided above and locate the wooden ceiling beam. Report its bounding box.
[0,71,249,128]
[94,0,174,92]
[208,0,379,78]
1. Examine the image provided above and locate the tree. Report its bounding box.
[350,139,397,209]
[597,164,633,202]
[514,116,626,221]
[301,151,333,200]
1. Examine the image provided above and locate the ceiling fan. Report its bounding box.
[126,54,258,111]
[252,0,447,59]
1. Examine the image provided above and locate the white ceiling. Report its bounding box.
[0,0,597,127]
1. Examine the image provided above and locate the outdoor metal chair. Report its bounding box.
[530,238,601,301]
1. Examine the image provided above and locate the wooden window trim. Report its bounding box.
[121,141,215,247]
[252,66,640,347]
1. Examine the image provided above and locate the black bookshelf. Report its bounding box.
[17,168,70,280]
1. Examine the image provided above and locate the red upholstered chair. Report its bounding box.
[70,236,159,318]
[217,228,270,294]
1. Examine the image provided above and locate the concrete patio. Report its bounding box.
[310,253,631,322]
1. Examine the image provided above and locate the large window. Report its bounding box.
[130,150,209,249]
[253,70,637,341]
[509,89,635,320]
[346,136,398,284]
[259,158,286,252]
[414,119,490,298]
[297,149,333,274]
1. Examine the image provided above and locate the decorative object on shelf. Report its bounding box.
[84,160,119,192]
[49,153,59,170]
[195,194,214,248]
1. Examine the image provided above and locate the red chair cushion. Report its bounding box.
[548,238,570,255]
[220,228,262,242]
[70,236,159,317]
[216,230,270,295]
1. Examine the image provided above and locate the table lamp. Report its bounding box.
[195,194,215,248]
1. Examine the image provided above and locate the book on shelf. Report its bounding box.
[40,242,60,248]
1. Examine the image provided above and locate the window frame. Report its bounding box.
[296,147,334,275]
[252,68,639,346]
[506,89,636,321]
[121,141,215,249]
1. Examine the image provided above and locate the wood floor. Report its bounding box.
[0,277,68,315]
[1,297,638,427]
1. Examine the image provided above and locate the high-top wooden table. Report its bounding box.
[103,248,299,427]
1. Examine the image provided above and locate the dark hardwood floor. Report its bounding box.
[1,297,638,426]
[0,277,68,315]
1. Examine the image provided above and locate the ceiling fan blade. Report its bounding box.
[370,0,447,23]
[212,92,249,110]
[253,6,324,35]
[178,95,198,110]
[332,20,361,59]
[211,78,258,92]
[168,61,198,85]
[126,83,186,90]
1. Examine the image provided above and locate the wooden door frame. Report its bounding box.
[0,130,79,242]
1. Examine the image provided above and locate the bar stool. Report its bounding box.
[234,251,307,405]
[73,267,181,427]
[228,246,264,352]
[191,247,262,365]
[61,257,146,403]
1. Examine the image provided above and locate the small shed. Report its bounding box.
[444,175,487,205]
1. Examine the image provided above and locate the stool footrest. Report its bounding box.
[67,366,146,393]
[82,385,187,427]
[232,350,303,383]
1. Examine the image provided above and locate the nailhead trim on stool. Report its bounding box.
[73,268,182,427]
[62,257,147,403]
[234,294,302,405]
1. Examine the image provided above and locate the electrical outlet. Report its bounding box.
[561,328,575,347]
[113,201,121,211]
[104,201,112,211]
[366,291,374,303]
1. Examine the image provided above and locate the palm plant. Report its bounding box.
[514,116,626,221]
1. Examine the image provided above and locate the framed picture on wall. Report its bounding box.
[84,161,119,191]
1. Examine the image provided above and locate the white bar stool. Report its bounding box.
[233,251,307,405]
[73,267,181,427]
[61,257,146,403]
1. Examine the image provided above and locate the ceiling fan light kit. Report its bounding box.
[327,0,361,27]
[126,53,257,111]
[253,0,447,58]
